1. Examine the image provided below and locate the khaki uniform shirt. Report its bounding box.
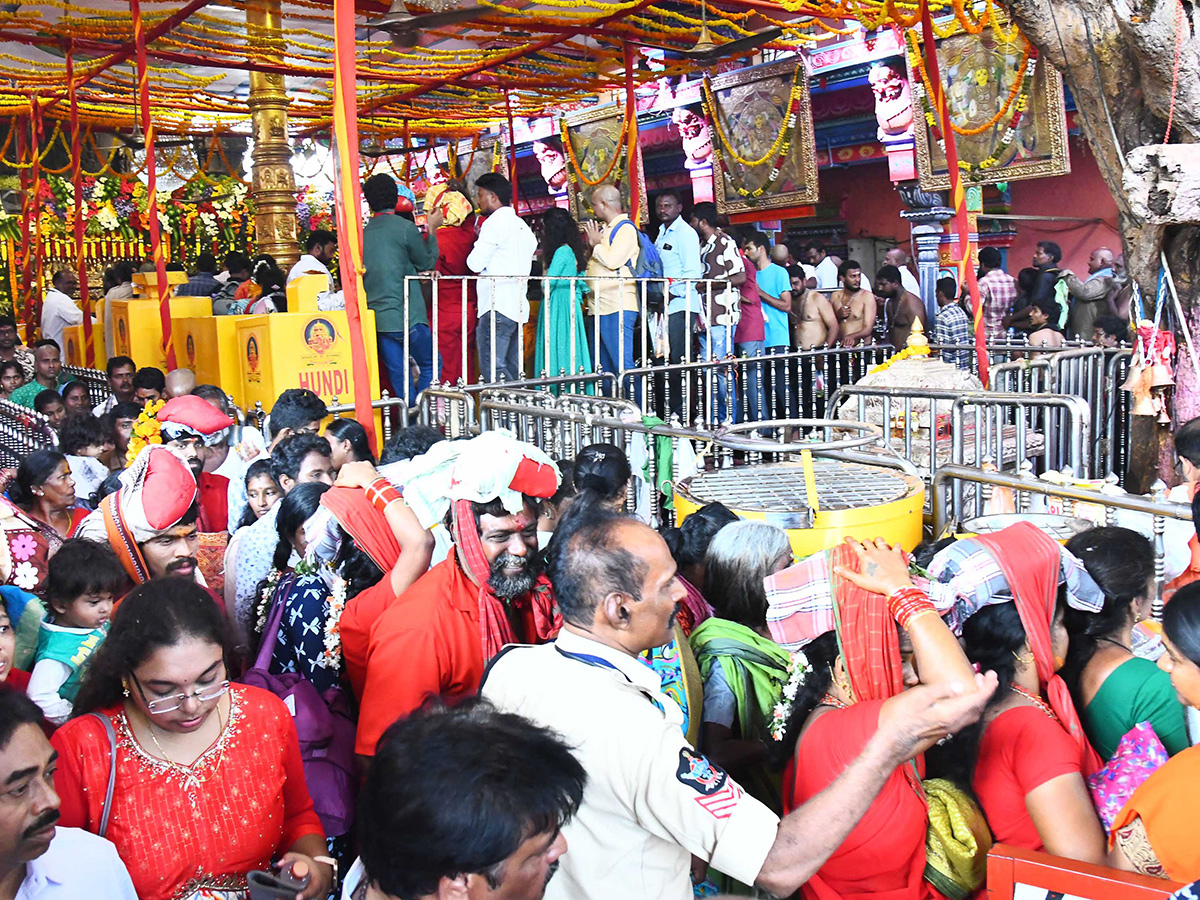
[482,629,779,900]
[585,214,639,316]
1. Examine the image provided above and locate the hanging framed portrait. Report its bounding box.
[705,57,819,214]
[562,104,648,225]
[907,20,1070,190]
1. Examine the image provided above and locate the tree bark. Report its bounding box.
[1004,0,1200,468]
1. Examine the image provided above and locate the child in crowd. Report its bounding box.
[27,539,125,723]
[237,458,282,531]
[0,360,24,400]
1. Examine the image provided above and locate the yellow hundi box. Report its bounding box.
[110,296,213,369]
[236,309,381,417]
[173,316,246,408]
[286,274,328,313]
[61,321,107,368]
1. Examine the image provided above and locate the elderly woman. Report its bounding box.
[1107,582,1200,883]
[51,577,333,900]
[688,521,792,807]
[8,449,89,547]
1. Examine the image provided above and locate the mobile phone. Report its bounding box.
[247,862,311,900]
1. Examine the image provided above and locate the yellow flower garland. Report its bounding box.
[126,399,166,465]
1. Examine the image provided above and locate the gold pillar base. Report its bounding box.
[247,0,299,271]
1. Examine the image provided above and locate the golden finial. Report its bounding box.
[906,316,930,356]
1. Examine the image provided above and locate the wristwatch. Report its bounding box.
[313,855,339,885]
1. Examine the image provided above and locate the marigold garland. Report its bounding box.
[560,111,629,187]
[126,398,166,464]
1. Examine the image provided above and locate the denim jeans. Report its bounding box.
[736,340,765,423]
[700,323,736,424]
[667,311,695,420]
[378,324,433,405]
[595,310,638,399]
[477,311,520,383]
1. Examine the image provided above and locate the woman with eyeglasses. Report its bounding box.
[49,577,332,900]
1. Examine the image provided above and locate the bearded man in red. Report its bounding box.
[349,432,561,757]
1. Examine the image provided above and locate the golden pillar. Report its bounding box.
[246,0,299,270]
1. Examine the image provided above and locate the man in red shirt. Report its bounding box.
[352,435,562,758]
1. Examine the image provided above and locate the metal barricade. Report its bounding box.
[325,391,407,447]
[0,398,56,466]
[63,365,109,408]
[1102,351,1132,479]
[931,464,1190,611]
[826,385,1090,508]
[988,358,1053,394]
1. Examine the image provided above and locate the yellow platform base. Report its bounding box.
[674,460,925,560]
[173,316,246,408]
[109,296,214,370]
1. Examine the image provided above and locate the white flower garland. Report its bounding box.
[769,650,813,742]
[321,573,348,672]
[253,567,285,638]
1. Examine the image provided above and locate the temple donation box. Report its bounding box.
[172,316,246,408]
[236,308,381,418]
[109,295,213,370]
[62,304,106,368]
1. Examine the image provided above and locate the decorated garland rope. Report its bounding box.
[702,62,803,168]
[906,29,1032,137]
[560,110,629,187]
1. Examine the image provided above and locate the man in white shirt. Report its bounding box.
[467,173,537,383]
[805,240,871,294]
[0,690,138,899]
[483,506,995,900]
[654,190,703,419]
[39,271,83,354]
[288,231,345,312]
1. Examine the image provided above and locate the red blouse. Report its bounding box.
[786,700,936,900]
[51,685,323,900]
[971,705,1082,851]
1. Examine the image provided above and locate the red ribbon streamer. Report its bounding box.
[132,0,176,369]
[66,48,95,367]
[332,0,378,453]
[622,42,641,225]
[919,0,988,385]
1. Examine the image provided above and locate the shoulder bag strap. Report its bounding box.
[87,711,116,839]
[253,580,289,671]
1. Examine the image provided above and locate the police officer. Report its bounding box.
[483,503,996,900]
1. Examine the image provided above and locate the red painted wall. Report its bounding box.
[807,133,1120,276]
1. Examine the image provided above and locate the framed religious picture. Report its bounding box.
[562,104,649,225]
[453,135,501,203]
[705,57,819,214]
[907,21,1070,190]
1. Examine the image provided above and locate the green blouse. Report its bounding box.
[1082,657,1190,760]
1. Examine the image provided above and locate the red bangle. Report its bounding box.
[365,476,403,514]
[887,586,937,630]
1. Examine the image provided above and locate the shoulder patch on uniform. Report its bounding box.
[675,747,727,795]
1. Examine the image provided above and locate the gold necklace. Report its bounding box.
[141,701,227,786]
[1008,683,1058,721]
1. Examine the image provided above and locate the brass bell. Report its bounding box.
[1150,362,1175,388]
[1120,363,1146,393]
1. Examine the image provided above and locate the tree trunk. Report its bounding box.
[1004,0,1200,476]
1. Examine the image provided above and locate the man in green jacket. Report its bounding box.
[361,173,444,404]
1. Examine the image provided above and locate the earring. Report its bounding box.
[122,681,130,699]
[1012,650,1034,666]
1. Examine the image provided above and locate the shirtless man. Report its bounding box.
[875,264,927,348]
[831,260,876,347]
[792,285,839,349]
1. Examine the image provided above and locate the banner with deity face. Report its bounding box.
[704,58,819,214]
[908,21,1070,190]
[562,105,648,225]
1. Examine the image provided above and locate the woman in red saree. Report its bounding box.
[775,537,981,900]
[51,577,332,900]
[426,184,478,386]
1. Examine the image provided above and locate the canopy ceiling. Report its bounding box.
[0,0,971,136]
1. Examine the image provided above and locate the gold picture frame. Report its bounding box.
[707,57,819,214]
[562,104,649,225]
[454,135,501,203]
[909,23,1070,190]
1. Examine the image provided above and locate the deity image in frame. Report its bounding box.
[563,104,648,225]
[909,22,1070,190]
[706,57,819,214]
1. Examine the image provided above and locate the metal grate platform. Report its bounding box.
[680,460,915,512]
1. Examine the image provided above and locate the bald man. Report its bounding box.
[1061,247,1115,340]
[163,367,197,398]
[883,248,921,297]
[583,184,639,383]
[773,244,815,289]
